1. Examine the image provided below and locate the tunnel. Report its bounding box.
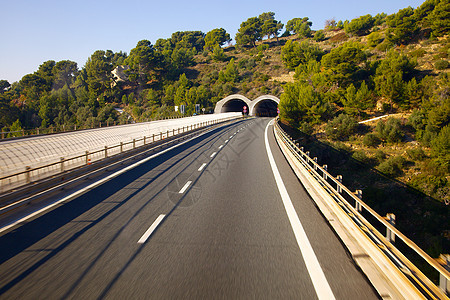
[252,99,279,117]
[221,99,248,113]
[214,94,280,116]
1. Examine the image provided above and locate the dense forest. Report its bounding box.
[0,0,448,207]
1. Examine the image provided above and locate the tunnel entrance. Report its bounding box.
[253,99,278,117]
[221,99,248,113]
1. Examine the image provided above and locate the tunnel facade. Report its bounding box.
[214,94,280,117]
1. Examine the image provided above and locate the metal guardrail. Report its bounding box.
[0,117,240,194]
[274,119,449,299]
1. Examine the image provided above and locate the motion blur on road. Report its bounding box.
[0,118,377,299]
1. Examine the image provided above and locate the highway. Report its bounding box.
[0,118,378,299]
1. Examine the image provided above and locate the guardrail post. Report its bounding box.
[439,254,450,294]
[120,142,123,153]
[167,130,169,138]
[152,134,155,142]
[160,132,163,140]
[85,151,90,165]
[178,128,180,135]
[337,175,343,193]
[104,146,108,158]
[323,165,328,180]
[306,151,310,157]
[143,136,146,145]
[133,139,136,149]
[173,129,175,136]
[313,157,318,170]
[385,213,396,243]
[25,166,31,183]
[355,190,363,212]
[60,157,65,172]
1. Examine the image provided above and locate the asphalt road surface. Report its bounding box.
[0,118,379,299]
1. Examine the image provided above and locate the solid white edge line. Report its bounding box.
[225,139,229,143]
[198,163,207,171]
[264,120,336,300]
[0,130,204,234]
[218,145,223,149]
[137,214,166,244]
[178,181,192,194]
[210,152,217,158]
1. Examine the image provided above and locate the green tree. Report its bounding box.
[386,7,419,45]
[85,50,114,100]
[286,17,312,37]
[344,14,374,36]
[218,59,239,83]
[279,82,326,126]
[321,42,366,86]
[8,119,23,137]
[374,50,416,106]
[0,80,10,93]
[211,45,226,61]
[431,125,450,171]
[204,28,231,51]
[259,12,283,41]
[53,60,78,89]
[125,40,160,85]
[429,0,450,37]
[36,60,56,92]
[281,40,323,69]
[235,16,263,48]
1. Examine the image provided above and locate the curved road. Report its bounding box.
[0,118,378,299]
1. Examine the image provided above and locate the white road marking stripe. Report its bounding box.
[264,121,336,300]
[198,163,207,171]
[210,152,217,158]
[138,214,165,243]
[229,136,233,139]
[0,133,200,234]
[179,181,192,194]
[225,139,229,143]
[218,145,223,149]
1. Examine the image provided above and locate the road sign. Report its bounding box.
[243,106,247,113]
[277,107,280,114]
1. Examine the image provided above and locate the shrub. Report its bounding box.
[376,117,403,143]
[367,32,383,48]
[376,40,394,52]
[352,150,371,164]
[374,149,387,163]
[377,155,406,177]
[363,133,381,147]
[299,122,314,135]
[325,114,358,140]
[314,30,326,42]
[406,147,426,161]
[434,60,449,70]
[345,14,374,36]
[409,48,426,58]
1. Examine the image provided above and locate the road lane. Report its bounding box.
[0,118,378,299]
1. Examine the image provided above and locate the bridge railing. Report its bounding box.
[274,119,449,299]
[0,116,240,194]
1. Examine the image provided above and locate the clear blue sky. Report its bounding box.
[1,0,425,83]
